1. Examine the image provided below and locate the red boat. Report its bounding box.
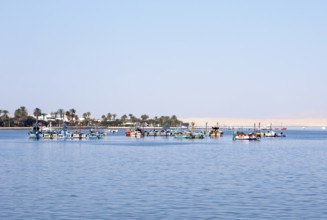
[125,131,131,137]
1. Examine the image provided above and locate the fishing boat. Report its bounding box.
[208,127,223,137]
[265,130,286,138]
[233,131,260,141]
[72,131,88,139]
[43,131,58,139]
[72,124,88,139]
[130,129,143,138]
[88,129,104,139]
[174,130,205,139]
[188,130,205,139]
[125,129,132,137]
[275,132,287,137]
[264,130,276,137]
[28,122,42,139]
[57,122,72,139]
[43,122,58,139]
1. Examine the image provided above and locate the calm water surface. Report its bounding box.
[0,129,327,219]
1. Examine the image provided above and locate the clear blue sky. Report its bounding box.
[1,0,326,119]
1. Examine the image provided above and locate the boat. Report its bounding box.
[208,127,223,137]
[264,130,276,137]
[42,122,58,139]
[28,122,43,139]
[88,129,104,139]
[57,122,72,139]
[233,131,260,141]
[130,129,143,138]
[174,130,205,139]
[275,132,287,137]
[72,131,88,139]
[264,123,286,137]
[125,129,132,137]
[126,127,144,138]
[43,131,58,139]
[188,130,205,139]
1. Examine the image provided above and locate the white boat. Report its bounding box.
[209,127,223,137]
[265,130,276,137]
[233,131,259,141]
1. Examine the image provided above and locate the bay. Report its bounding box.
[0,129,327,219]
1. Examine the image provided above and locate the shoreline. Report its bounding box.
[180,117,327,127]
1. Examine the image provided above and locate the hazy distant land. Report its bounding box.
[181,118,327,127]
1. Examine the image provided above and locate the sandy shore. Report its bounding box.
[181,118,327,127]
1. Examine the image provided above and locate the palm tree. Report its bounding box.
[112,114,117,121]
[107,113,112,121]
[57,109,64,120]
[83,113,88,126]
[33,108,42,121]
[69,109,76,125]
[57,109,65,127]
[14,106,28,126]
[65,111,71,123]
[2,110,9,126]
[74,115,79,123]
[41,113,47,126]
[141,114,149,122]
[121,114,128,123]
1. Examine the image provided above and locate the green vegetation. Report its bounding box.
[0,107,184,128]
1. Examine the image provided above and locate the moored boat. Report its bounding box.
[209,127,223,137]
[72,131,88,139]
[28,123,43,139]
[233,131,260,141]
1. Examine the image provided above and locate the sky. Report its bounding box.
[0,0,326,119]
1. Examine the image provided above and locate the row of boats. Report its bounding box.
[125,126,286,141]
[28,123,118,140]
[233,130,287,141]
[28,122,286,141]
[125,126,224,139]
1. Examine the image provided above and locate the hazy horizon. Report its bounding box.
[1,1,326,118]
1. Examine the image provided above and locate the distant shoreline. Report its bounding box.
[181,118,327,127]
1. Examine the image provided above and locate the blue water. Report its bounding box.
[1,129,327,219]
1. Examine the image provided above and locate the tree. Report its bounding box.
[140,114,149,122]
[69,109,76,125]
[33,108,42,121]
[121,114,128,123]
[112,114,117,121]
[1,110,9,126]
[41,113,47,126]
[14,106,28,126]
[56,109,64,127]
[74,115,79,123]
[65,111,71,122]
[107,113,112,121]
[101,115,106,121]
